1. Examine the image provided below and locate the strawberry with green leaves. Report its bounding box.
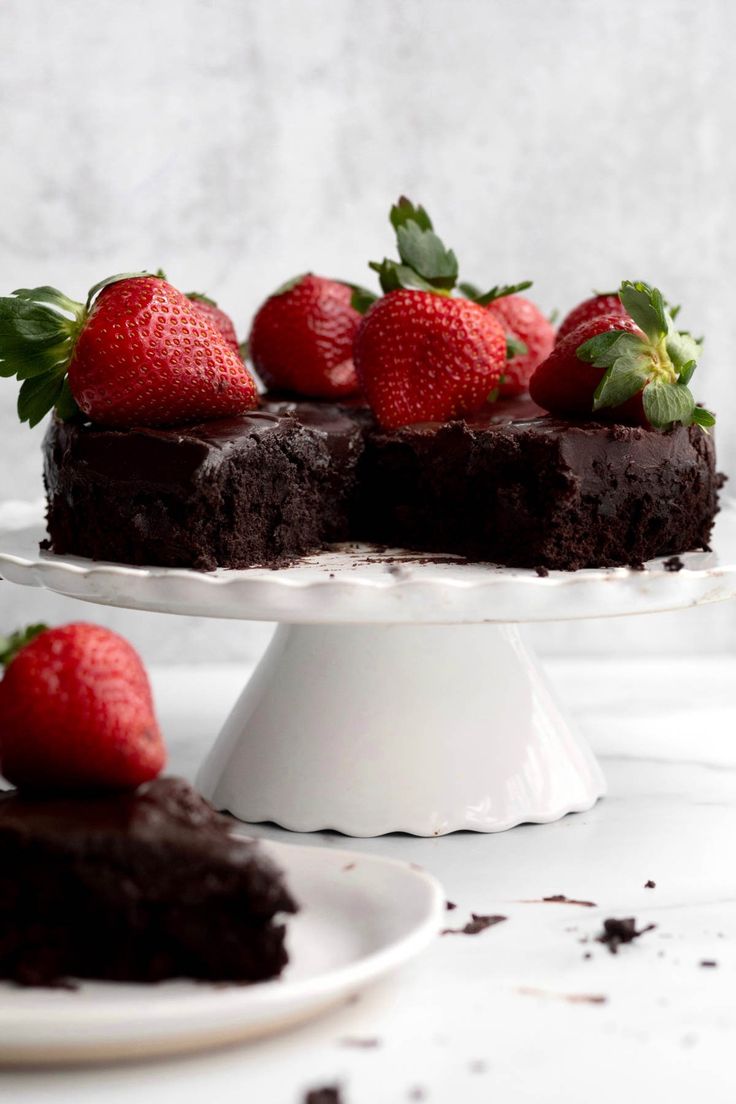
[249,274,362,398]
[0,273,258,428]
[459,288,555,396]
[0,623,165,792]
[353,198,530,428]
[529,281,714,430]
[185,292,240,355]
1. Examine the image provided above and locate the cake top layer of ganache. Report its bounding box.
[44,400,364,489]
[0,776,297,915]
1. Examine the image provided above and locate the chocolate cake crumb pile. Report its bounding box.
[445,900,457,911]
[535,565,549,577]
[597,917,656,953]
[442,913,507,936]
[663,555,685,572]
[644,879,656,888]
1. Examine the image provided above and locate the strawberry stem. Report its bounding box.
[0,624,47,668]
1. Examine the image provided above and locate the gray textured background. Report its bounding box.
[0,0,734,660]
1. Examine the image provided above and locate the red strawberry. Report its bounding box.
[0,623,165,792]
[352,197,528,428]
[529,281,714,430]
[555,292,627,345]
[0,273,258,428]
[249,274,362,399]
[186,292,240,354]
[486,294,555,396]
[355,291,505,428]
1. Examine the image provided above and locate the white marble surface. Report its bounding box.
[5,656,736,1103]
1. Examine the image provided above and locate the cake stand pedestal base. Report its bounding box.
[196,622,605,836]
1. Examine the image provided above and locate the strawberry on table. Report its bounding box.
[0,273,258,428]
[529,281,715,429]
[353,197,529,428]
[0,623,165,792]
[555,291,628,345]
[249,273,362,399]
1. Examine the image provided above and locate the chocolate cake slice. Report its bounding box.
[43,401,364,570]
[0,777,297,987]
[354,398,720,570]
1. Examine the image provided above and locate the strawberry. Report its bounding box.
[355,290,507,428]
[249,274,362,399]
[352,198,527,428]
[0,623,165,792]
[0,273,258,428]
[555,292,627,345]
[186,292,240,354]
[485,294,555,396]
[529,281,715,430]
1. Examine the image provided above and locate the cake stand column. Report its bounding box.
[196,621,605,837]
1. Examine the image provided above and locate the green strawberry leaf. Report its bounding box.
[395,221,458,289]
[619,281,668,343]
[472,281,533,307]
[692,406,716,428]
[665,326,701,373]
[348,285,379,314]
[506,335,528,358]
[17,372,65,428]
[642,378,697,428]
[458,281,482,299]
[677,359,697,386]
[390,197,433,233]
[55,377,82,421]
[577,329,647,369]
[369,259,437,294]
[593,353,652,411]
[0,623,48,668]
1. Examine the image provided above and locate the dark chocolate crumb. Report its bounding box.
[663,555,684,572]
[629,561,647,572]
[644,880,656,889]
[700,959,718,968]
[535,565,549,577]
[583,952,592,960]
[340,1036,380,1048]
[442,913,507,936]
[305,1088,342,1104]
[597,917,656,954]
[541,894,597,908]
[445,900,457,911]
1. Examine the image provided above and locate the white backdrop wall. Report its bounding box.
[0,0,734,660]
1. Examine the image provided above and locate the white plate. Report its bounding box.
[1,499,735,623]
[0,839,444,1065]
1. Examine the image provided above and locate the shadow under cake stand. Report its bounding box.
[1,500,735,837]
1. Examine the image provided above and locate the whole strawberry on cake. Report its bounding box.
[0,204,721,571]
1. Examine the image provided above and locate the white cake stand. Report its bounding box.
[1,500,735,837]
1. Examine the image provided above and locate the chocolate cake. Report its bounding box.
[0,776,297,987]
[354,398,721,570]
[42,397,720,572]
[43,401,364,570]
